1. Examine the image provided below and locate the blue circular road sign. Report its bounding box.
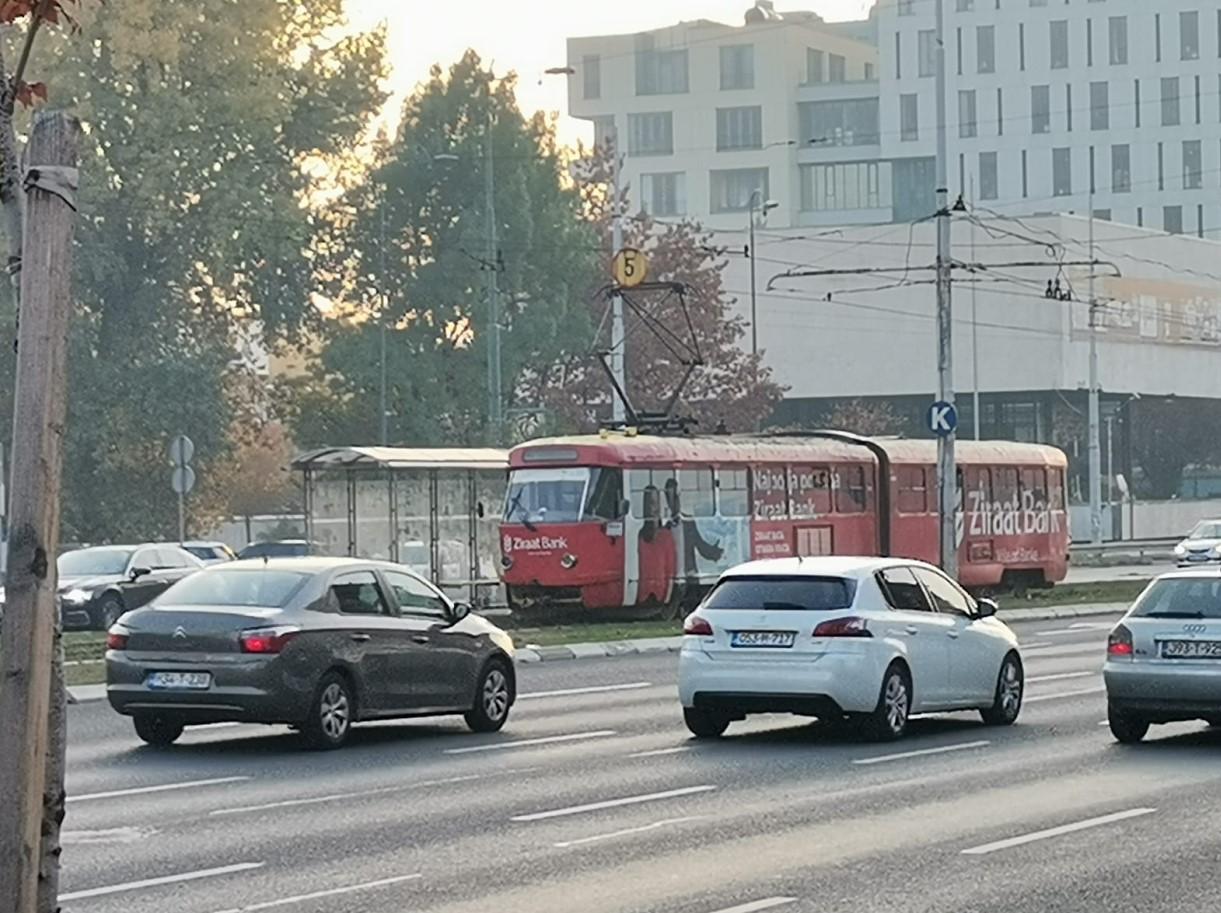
[927,400,958,437]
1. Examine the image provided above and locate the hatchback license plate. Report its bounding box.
[146,671,212,690]
[1161,640,1221,659]
[731,631,796,648]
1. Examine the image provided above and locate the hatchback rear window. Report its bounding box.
[1131,577,1221,619]
[157,570,309,608]
[702,576,855,611]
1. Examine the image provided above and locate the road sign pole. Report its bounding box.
[170,434,195,545]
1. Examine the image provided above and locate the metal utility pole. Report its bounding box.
[609,124,626,424]
[934,0,957,576]
[749,192,759,360]
[1087,192,1102,544]
[0,110,80,913]
[969,174,980,441]
[485,114,503,438]
[378,195,389,446]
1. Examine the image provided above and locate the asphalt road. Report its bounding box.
[59,611,1221,913]
[1063,562,1172,585]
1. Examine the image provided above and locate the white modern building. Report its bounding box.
[567,1,1221,236]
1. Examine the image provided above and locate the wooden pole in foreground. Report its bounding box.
[0,109,80,913]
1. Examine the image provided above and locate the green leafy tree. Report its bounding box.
[285,50,599,448]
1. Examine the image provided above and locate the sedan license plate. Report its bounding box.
[1161,640,1221,659]
[730,630,796,649]
[146,671,212,690]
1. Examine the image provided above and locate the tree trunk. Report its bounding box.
[38,629,66,913]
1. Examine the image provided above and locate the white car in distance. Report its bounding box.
[678,557,1025,741]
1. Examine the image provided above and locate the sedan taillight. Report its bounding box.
[813,616,872,638]
[106,626,129,651]
[683,615,713,636]
[1107,625,1134,658]
[239,626,299,654]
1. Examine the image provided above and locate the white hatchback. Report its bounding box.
[678,556,1024,740]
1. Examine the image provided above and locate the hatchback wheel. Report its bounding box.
[1108,704,1149,744]
[95,594,125,631]
[980,653,1024,726]
[683,706,731,739]
[863,664,911,742]
[465,659,512,733]
[133,714,184,747]
[302,672,354,750]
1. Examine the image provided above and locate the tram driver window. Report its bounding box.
[897,466,928,514]
[1021,468,1047,506]
[836,465,867,514]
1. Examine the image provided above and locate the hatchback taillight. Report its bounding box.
[1107,625,1134,658]
[106,627,129,651]
[239,626,299,654]
[683,615,713,636]
[813,616,872,638]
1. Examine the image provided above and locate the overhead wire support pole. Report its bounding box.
[609,125,626,425]
[484,111,503,440]
[1087,191,1102,544]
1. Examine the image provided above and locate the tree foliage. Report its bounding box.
[822,398,906,436]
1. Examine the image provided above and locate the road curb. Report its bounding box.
[65,602,1129,700]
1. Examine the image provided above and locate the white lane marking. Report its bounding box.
[1021,643,1107,658]
[63,827,156,845]
[961,807,1156,855]
[445,730,616,754]
[188,722,244,731]
[1035,623,1113,636]
[707,898,798,913]
[209,874,422,913]
[1019,640,1054,648]
[854,740,990,766]
[60,862,264,901]
[1024,686,1106,703]
[1027,671,1097,683]
[553,815,704,848]
[511,784,717,822]
[520,682,653,700]
[209,774,484,818]
[630,746,693,758]
[69,776,250,804]
[1099,720,1111,726]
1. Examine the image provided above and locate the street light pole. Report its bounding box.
[378,196,388,446]
[934,0,957,577]
[609,124,626,425]
[484,113,503,438]
[748,190,759,360]
[1087,192,1103,544]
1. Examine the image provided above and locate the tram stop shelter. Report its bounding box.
[293,446,509,606]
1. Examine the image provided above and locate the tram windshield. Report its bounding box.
[504,468,623,525]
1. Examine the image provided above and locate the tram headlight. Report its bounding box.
[500,555,514,570]
[560,553,578,569]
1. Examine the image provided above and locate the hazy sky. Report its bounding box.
[345,1,871,143]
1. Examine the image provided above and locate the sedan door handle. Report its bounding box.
[946,630,961,639]
[349,632,371,643]
[904,625,919,636]
[411,635,431,644]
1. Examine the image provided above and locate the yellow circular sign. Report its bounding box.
[611,247,648,288]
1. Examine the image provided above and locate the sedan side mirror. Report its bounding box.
[129,566,151,581]
[448,601,472,624]
[976,598,998,618]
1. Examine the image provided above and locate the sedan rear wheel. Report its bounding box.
[133,714,184,747]
[980,653,1024,726]
[863,664,911,742]
[465,659,512,733]
[95,594,125,631]
[683,707,731,739]
[301,673,354,750]
[1108,704,1150,744]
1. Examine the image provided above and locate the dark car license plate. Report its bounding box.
[730,631,797,648]
[1161,640,1221,659]
[146,671,212,690]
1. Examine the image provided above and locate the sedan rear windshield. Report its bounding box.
[156,570,309,609]
[1131,577,1221,619]
[702,576,856,611]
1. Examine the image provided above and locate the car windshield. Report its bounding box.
[184,546,217,560]
[156,570,309,608]
[504,467,622,524]
[1131,578,1221,619]
[702,576,856,611]
[57,548,133,577]
[239,542,307,559]
[1188,522,1221,539]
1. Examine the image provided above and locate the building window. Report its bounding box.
[1030,0,1047,6]
[1021,149,1028,197]
[1019,23,1026,71]
[958,90,978,138]
[1183,139,1203,189]
[899,0,915,14]
[710,167,768,213]
[1090,81,1109,130]
[1137,207,1143,227]
[894,32,902,79]
[1195,75,1202,124]
[956,27,964,76]
[635,36,688,96]
[865,62,875,80]
[900,93,919,141]
[800,99,880,147]
[1094,210,1111,222]
[829,54,846,82]
[1181,10,1199,61]
[918,30,937,77]
[1155,14,1162,62]
[1157,141,1165,191]
[893,157,935,221]
[1066,84,1073,132]
[979,151,998,200]
[641,172,685,217]
[1198,204,1205,239]
[582,54,601,100]
[806,48,824,84]
[719,44,754,90]
[592,116,616,152]
[1052,147,1072,196]
[1089,145,1096,193]
[1086,19,1093,67]
[627,112,673,156]
[1050,20,1069,69]
[799,162,889,211]
[1111,144,1131,193]
[1161,76,1180,127]
[956,0,973,10]
[996,87,1004,135]
[1164,205,1183,235]
[1134,78,1141,128]
[1108,16,1127,65]
[715,106,762,151]
[977,25,995,73]
[1031,85,1051,134]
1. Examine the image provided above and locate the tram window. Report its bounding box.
[678,468,716,517]
[751,464,788,520]
[995,467,1019,506]
[585,468,624,520]
[629,469,675,519]
[789,465,832,518]
[836,465,867,514]
[968,467,993,501]
[718,468,749,517]
[1049,468,1065,510]
[1020,468,1047,507]
[896,466,927,514]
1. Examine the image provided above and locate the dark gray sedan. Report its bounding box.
[105,557,516,749]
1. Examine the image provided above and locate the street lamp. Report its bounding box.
[747,188,779,361]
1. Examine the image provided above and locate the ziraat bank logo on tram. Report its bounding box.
[503,534,569,553]
[967,488,1062,537]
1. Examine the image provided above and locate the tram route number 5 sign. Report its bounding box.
[612,247,648,288]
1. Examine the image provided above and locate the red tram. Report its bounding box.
[498,431,1069,613]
